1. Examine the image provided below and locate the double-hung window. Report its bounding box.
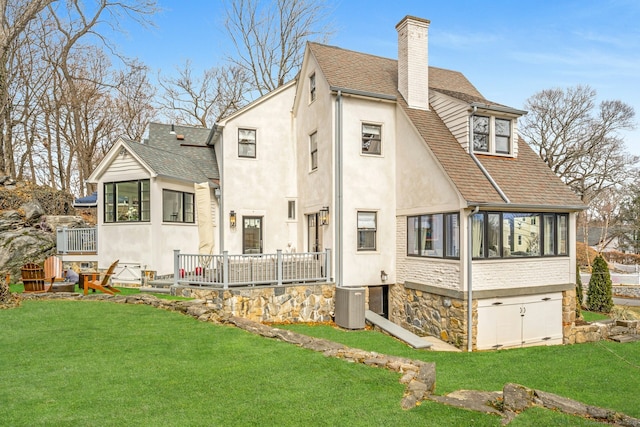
[357,211,377,251]
[104,180,150,223]
[238,128,256,158]
[310,131,318,171]
[362,123,382,155]
[162,190,195,223]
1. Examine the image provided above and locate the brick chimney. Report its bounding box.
[396,16,430,110]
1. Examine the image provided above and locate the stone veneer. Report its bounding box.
[389,282,473,349]
[173,283,335,323]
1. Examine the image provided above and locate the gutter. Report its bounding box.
[467,205,479,352]
[213,124,225,253]
[470,101,527,116]
[329,86,396,102]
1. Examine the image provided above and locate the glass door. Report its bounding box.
[307,213,323,253]
[243,216,262,254]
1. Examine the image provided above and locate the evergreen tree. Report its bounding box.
[586,255,614,313]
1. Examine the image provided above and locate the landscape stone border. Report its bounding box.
[18,292,640,424]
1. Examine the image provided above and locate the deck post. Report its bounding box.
[325,248,331,282]
[173,249,180,286]
[223,251,229,289]
[277,250,283,286]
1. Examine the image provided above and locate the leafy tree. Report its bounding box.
[586,255,613,313]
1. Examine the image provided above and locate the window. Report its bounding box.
[473,116,489,152]
[472,212,568,258]
[362,123,381,155]
[310,131,318,171]
[408,212,460,258]
[288,200,296,220]
[357,211,377,251]
[104,180,150,223]
[163,190,195,223]
[309,73,316,102]
[472,115,513,155]
[238,128,256,158]
[495,118,511,153]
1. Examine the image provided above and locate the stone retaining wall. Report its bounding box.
[613,285,640,298]
[565,319,640,344]
[172,283,335,323]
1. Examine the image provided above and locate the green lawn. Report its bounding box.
[581,310,610,322]
[1,300,638,426]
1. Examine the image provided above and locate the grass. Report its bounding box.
[581,310,610,322]
[1,302,639,426]
[8,283,191,301]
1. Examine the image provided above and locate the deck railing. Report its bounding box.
[56,227,97,254]
[173,249,331,288]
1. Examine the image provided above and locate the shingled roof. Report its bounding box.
[309,42,583,209]
[125,123,219,184]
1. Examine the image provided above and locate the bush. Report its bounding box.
[586,255,613,313]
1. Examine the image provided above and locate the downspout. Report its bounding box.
[466,106,510,351]
[467,205,479,352]
[335,90,343,287]
[218,127,225,253]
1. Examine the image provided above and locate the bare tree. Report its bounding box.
[114,61,156,142]
[223,0,331,96]
[158,60,249,127]
[0,0,55,176]
[520,85,637,204]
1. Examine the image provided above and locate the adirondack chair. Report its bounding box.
[21,263,53,293]
[44,256,67,283]
[83,260,121,296]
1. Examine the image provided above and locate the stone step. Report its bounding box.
[365,310,432,349]
[148,279,174,288]
[609,334,640,343]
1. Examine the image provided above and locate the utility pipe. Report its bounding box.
[335,90,343,287]
[467,205,479,352]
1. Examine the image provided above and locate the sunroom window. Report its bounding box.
[472,212,568,258]
[104,180,150,223]
[408,212,460,258]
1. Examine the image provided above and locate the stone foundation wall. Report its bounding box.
[173,283,335,323]
[613,285,640,298]
[561,289,577,344]
[389,282,472,350]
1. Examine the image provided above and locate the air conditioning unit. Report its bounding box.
[335,287,365,329]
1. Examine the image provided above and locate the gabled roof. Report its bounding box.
[127,123,219,184]
[309,42,584,210]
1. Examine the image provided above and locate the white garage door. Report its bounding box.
[477,292,563,350]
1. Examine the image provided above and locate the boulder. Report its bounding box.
[0,227,56,282]
[21,200,44,224]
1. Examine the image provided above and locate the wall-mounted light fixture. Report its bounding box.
[380,270,388,282]
[319,206,330,225]
[229,210,236,229]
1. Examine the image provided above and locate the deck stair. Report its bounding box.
[365,310,432,349]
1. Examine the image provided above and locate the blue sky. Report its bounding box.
[113,0,640,155]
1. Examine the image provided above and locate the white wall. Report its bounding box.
[220,83,297,254]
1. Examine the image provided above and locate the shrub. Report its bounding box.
[586,255,613,313]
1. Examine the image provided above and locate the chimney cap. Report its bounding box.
[395,15,431,30]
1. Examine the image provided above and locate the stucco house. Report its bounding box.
[87,15,583,350]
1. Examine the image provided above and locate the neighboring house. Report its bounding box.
[89,16,584,350]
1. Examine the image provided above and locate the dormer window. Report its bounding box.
[472,115,512,155]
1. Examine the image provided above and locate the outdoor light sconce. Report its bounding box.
[229,210,236,229]
[380,270,388,282]
[319,206,330,226]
